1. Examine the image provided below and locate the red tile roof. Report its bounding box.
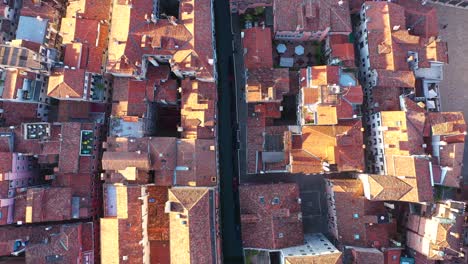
[364,1,447,73]
[148,137,177,186]
[239,183,303,249]
[346,247,384,264]
[180,79,216,139]
[147,186,170,241]
[101,185,148,263]
[0,152,12,173]
[375,70,415,88]
[60,17,108,73]
[150,240,170,264]
[58,123,82,173]
[47,68,86,99]
[247,68,289,102]
[291,120,364,173]
[327,179,397,248]
[57,100,91,122]
[26,222,94,264]
[0,68,37,100]
[0,101,40,126]
[405,209,464,261]
[66,0,112,21]
[13,187,72,223]
[20,0,60,21]
[242,27,273,69]
[107,0,214,79]
[0,222,94,264]
[427,112,466,136]
[330,43,355,67]
[175,139,217,186]
[168,187,218,264]
[437,142,464,188]
[396,0,439,38]
[273,0,352,33]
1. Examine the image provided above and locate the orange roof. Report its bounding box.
[292,120,364,173]
[330,43,355,66]
[106,0,214,79]
[364,1,447,74]
[47,68,86,99]
[175,139,217,186]
[273,0,352,33]
[246,68,289,103]
[168,187,217,264]
[181,79,216,139]
[242,27,273,69]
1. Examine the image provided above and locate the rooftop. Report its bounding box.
[180,79,216,139]
[0,222,94,264]
[273,0,352,33]
[47,68,86,99]
[242,27,274,69]
[167,187,217,264]
[106,0,214,79]
[291,120,364,174]
[326,178,397,248]
[101,184,149,264]
[363,1,447,73]
[281,233,342,264]
[239,183,303,249]
[175,139,217,186]
[16,16,48,44]
[246,68,289,103]
[13,187,72,224]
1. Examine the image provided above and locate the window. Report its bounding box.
[272,197,280,205]
[259,196,265,204]
[354,234,360,240]
[353,213,359,218]
[0,211,2,219]
[278,233,284,238]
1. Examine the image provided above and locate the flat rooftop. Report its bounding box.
[16,16,48,44]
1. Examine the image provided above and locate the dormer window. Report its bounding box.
[259,196,265,204]
[272,197,280,205]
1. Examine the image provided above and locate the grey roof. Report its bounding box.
[16,16,48,44]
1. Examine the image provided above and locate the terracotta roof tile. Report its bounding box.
[242,27,273,69]
[364,1,447,75]
[239,183,303,249]
[175,139,217,186]
[346,247,384,264]
[13,187,72,223]
[101,185,148,263]
[107,0,214,79]
[292,120,364,173]
[247,68,289,103]
[327,179,397,248]
[181,80,216,139]
[66,0,112,21]
[427,112,466,136]
[147,186,170,241]
[57,123,82,173]
[47,68,86,99]
[0,101,40,126]
[168,187,218,264]
[273,0,352,34]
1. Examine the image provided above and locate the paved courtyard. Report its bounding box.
[432,4,468,183]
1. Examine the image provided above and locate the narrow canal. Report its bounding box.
[213,0,244,263]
